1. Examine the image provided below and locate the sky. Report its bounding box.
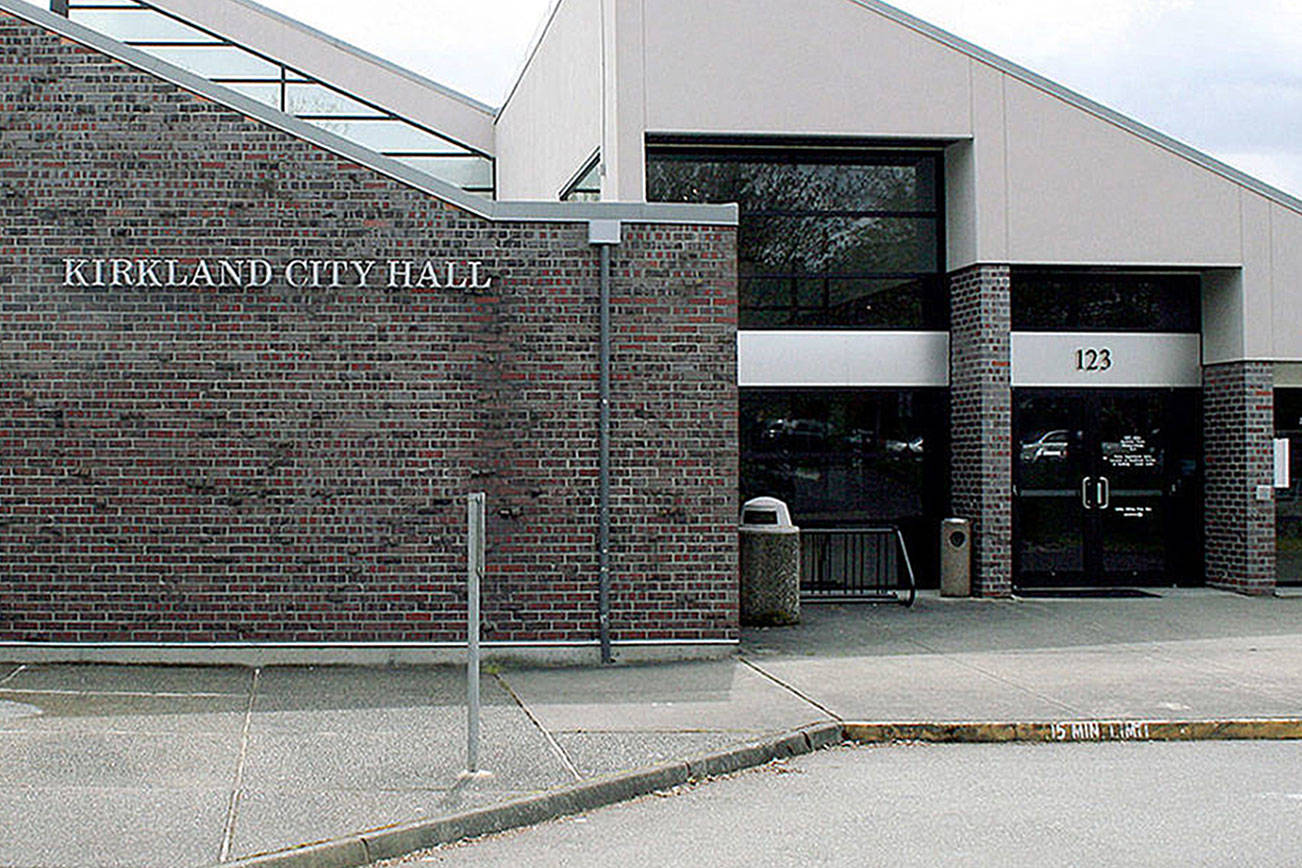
[17,0,1302,197]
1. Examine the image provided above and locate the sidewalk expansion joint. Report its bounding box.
[218,666,260,864]
[738,656,842,721]
[493,671,582,781]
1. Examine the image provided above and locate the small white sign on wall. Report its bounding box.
[1275,438,1291,489]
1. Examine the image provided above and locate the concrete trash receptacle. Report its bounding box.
[739,497,800,626]
[940,517,971,597]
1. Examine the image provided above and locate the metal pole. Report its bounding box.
[51,0,69,16]
[466,492,485,774]
[598,244,612,665]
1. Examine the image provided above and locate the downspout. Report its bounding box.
[589,220,622,664]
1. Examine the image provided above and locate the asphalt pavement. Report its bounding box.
[384,741,1302,867]
[0,588,1297,867]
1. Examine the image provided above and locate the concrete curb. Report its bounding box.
[217,722,843,868]
[217,717,1302,867]
[843,718,1302,745]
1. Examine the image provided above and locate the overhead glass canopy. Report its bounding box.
[64,0,495,197]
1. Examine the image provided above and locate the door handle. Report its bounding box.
[1097,476,1110,510]
[1081,476,1093,510]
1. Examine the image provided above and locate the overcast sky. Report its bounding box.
[20,0,1302,197]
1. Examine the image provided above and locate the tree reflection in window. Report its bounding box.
[647,149,945,329]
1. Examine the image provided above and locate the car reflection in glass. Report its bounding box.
[884,436,924,455]
[1020,429,1070,463]
[760,418,829,452]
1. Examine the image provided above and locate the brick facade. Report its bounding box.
[0,13,738,644]
[949,264,1012,596]
[1203,361,1275,594]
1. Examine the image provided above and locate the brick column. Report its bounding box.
[949,264,1012,596]
[1203,362,1276,594]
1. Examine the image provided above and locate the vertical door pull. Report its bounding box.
[1081,476,1093,509]
[1097,476,1110,510]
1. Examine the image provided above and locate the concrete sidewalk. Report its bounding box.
[0,588,1297,867]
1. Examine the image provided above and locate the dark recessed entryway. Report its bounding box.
[1013,388,1202,589]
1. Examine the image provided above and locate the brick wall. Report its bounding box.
[0,12,738,643]
[1203,361,1275,594]
[949,264,1012,596]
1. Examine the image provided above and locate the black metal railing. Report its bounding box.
[800,526,916,606]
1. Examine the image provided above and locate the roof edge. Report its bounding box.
[144,0,498,117]
[847,0,1302,216]
[0,0,736,227]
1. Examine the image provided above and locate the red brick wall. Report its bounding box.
[0,12,738,643]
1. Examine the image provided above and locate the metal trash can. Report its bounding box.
[940,517,971,597]
[739,497,800,625]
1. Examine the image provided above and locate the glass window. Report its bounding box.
[647,155,937,212]
[220,82,280,107]
[1276,389,1302,584]
[561,157,601,202]
[301,118,467,154]
[395,156,494,189]
[70,9,216,42]
[648,147,945,329]
[146,46,280,79]
[284,83,386,118]
[740,389,948,526]
[1012,270,1201,332]
[740,216,937,274]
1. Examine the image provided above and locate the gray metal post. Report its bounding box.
[466,492,485,774]
[598,243,612,665]
[51,0,69,16]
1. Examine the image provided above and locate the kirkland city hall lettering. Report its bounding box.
[61,258,494,290]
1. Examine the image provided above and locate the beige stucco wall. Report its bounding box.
[501,0,1302,362]
[642,0,970,141]
[494,0,603,200]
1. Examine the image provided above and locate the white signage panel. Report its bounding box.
[1011,332,1202,388]
[738,331,949,387]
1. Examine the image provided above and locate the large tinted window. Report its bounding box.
[1012,270,1201,332]
[740,389,948,528]
[647,148,946,329]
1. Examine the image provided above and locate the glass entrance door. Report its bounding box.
[1013,389,1200,587]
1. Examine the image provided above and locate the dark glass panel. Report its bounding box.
[1275,389,1302,584]
[745,277,792,309]
[1274,389,1302,431]
[740,309,791,328]
[739,216,936,275]
[1012,270,1201,332]
[649,147,944,329]
[740,389,947,527]
[824,277,927,328]
[647,155,937,212]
